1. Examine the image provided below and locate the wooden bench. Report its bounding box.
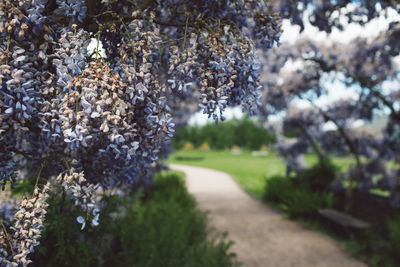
[318,209,371,233]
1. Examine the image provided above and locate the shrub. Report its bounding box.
[343,217,400,267]
[182,141,195,151]
[32,187,117,267]
[172,126,199,150]
[279,184,335,217]
[263,175,335,218]
[232,117,276,150]
[230,145,242,154]
[31,172,239,267]
[298,158,338,192]
[199,142,211,151]
[107,172,239,267]
[387,216,400,253]
[263,175,295,203]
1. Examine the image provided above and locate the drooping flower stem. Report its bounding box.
[0,219,14,257]
[5,33,10,65]
[34,161,46,189]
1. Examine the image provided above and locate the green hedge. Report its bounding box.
[173,116,276,150]
[31,172,239,267]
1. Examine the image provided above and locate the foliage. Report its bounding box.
[199,142,211,151]
[281,185,335,218]
[339,217,400,267]
[262,161,400,266]
[109,172,238,267]
[298,158,338,192]
[32,187,115,267]
[263,175,293,203]
[230,145,241,153]
[263,158,338,217]
[173,117,276,150]
[31,171,239,267]
[263,175,335,218]
[387,216,400,254]
[294,213,400,267]
[182,141,195,151]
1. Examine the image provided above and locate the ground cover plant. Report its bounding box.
[29,171,239,267]
[263,158,338,215]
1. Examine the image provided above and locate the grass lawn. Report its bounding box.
[166,150,355,199]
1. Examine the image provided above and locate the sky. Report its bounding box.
[189,5,400,126]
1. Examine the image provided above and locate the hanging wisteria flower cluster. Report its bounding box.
[56,171,99,230]
[0,0,283,264]
[0,182,50,266]
[197,27,263,122]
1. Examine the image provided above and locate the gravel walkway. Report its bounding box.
[169,164,366,267]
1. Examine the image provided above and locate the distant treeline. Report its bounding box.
[173,117,277,150]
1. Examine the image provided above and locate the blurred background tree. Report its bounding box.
[173,116,277,151]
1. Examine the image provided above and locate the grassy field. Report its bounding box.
[166,150,355,199]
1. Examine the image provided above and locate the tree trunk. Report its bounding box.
[324,114,364,214]
[299,125,326,162]
[309,102,364,214]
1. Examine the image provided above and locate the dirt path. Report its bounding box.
[169,164,366,267]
